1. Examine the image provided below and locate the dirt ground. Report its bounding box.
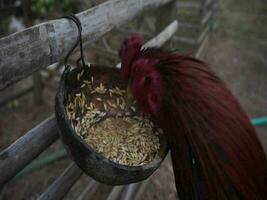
[1,0,267,199]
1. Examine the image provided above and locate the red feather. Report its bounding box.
[119,35,267,200]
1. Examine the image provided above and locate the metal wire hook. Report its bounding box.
[62,14,86,69]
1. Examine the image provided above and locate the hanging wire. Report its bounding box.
[62,14,87,69]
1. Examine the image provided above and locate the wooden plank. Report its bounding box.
[0,116,58,187]
[22,0,44,104]
[120,183,141,200]
[195,34,210,59]
[201,10,212,25]
[0,0,171,91]
[38,163,83,200]
[83,183,114,200]
[144,20,178,48]
[197,23,210,44]
[106,186,125,200]
[76,180,100,200]
[134,179,151,200]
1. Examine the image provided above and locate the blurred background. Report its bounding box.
[0,0,266,199]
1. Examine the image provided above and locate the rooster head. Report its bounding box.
[119,34,144,79]
[127,57,163,116]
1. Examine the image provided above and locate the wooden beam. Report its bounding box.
[195,34,210,59]
[38,163,83,200]
[0,0,171,91]
[201,10,212,25]
[21,0,44,105]
[0,116,58,187]
[197,23,210,44]
[143,20,178,48]
[120,183,141,200]
[76,180,100,200]
[106,186,125,200]
[134,179,151,200]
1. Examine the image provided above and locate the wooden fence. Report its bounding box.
[89,0,217,64]
[0,0,217,109]
[0,0,216,199]
[0,0,175,199]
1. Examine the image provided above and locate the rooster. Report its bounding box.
[119,34,267,200]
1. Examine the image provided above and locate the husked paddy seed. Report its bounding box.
[65,74,162,166]
[85,117,161,166]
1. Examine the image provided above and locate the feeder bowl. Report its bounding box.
[55,64,169,185]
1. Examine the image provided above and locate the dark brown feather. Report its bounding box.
[153,53,267,200]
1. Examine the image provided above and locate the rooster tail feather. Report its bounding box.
[156,56,267,200]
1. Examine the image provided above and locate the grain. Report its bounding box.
[84,117,161,166]
[130,106,136,112]
[81,84,86,88]
[65,75,162,166]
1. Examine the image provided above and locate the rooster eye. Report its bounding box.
[144,76,152,86]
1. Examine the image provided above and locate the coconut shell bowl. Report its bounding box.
[55,14,169,185]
